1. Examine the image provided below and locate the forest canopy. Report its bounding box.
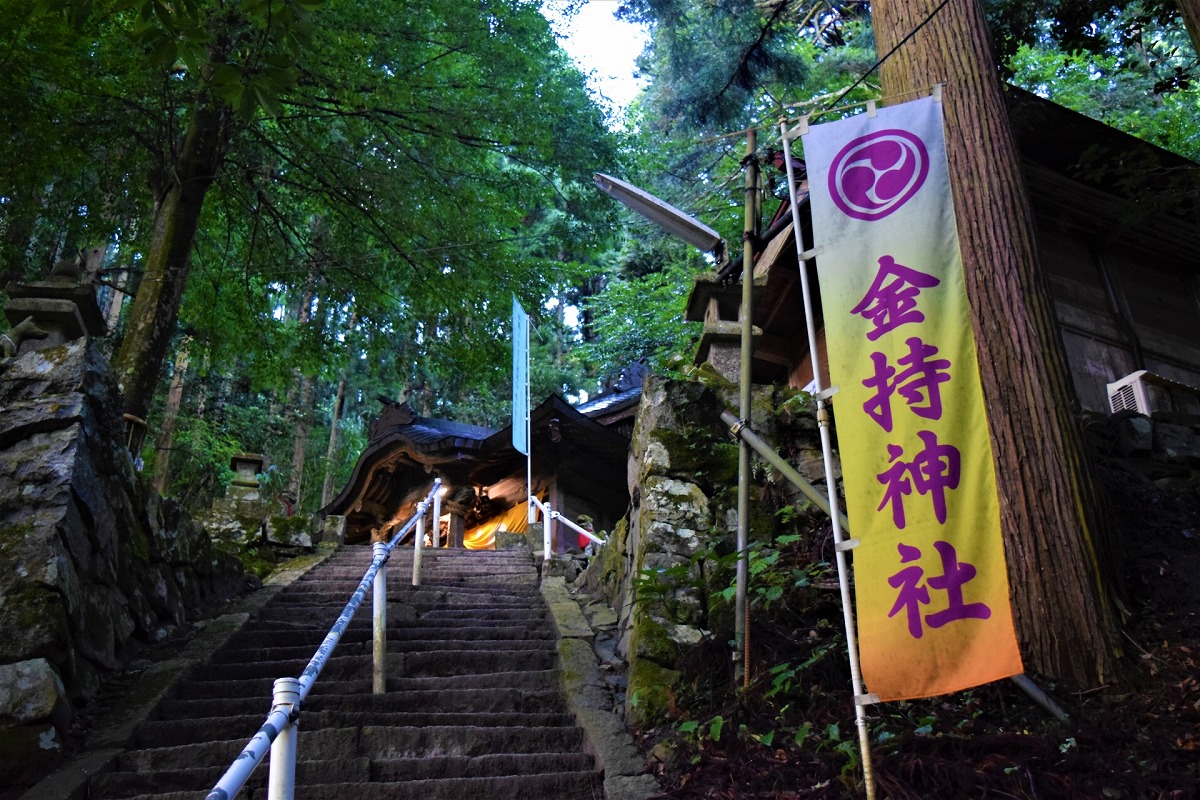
[2,0,1197,514]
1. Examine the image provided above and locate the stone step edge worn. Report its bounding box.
[540,574,660,800]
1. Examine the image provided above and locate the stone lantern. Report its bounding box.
[230,453,267,496]
[3,257,107,355]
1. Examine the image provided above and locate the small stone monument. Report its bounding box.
[196,453,271,544]
[229,453,266,500]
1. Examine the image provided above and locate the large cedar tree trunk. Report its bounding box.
[869,0,1124,688]
[112,100,231,419]
[320,309,355,508]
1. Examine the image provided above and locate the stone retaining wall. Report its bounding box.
[0,340,245,779]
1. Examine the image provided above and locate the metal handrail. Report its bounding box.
[529,495,605,561]
[204,479,441,800]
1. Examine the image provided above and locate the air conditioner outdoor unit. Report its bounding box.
[1107,371,1152,414]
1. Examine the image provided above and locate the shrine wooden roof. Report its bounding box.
[321,391,637,543]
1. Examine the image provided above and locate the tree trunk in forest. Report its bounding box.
[287,374,315,507]
[286,272,319,506]
[111,99,231,419]
[104,268,128,331]
[320,372,347,508]
[320,308,356,508]
[1177,0,1200,53]
[152,339,191,494]
[869,0,1124,688]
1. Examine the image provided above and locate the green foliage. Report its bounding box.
[1006,7,1200,161]
[6,0,625,427]
[580,249,703,371]
[160,412,242,510]
[764,643,837,701]
[716,536,829,615]
[632,546,724,626]
[619,0,809,129]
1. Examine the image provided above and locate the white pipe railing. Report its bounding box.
[204,479,441,800]
[528,496,605,562]
[412,512,425,586]
[371,541,388,695]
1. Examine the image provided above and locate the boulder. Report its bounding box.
[1154,422,1200,465]
[265,515,314,549]
[0,658,72,731]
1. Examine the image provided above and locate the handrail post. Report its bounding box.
[266,677,300,800]
[412,509,425,586]
[372,541,388,695]
[206,480,442,800]
[432,487,443,547]
[542,501,553,561]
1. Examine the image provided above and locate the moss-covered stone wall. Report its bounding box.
[580,373,827,727]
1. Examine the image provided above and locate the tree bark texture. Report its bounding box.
[112,100,231,419]
[320,371,347,509]
[869,0,1124,688]
[286,272,319,504]
[152,339,191,495]
[320,308,355,509]
[1177,0,1200,55]
[287,373,315,505]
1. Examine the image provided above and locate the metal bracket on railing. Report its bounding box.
[528,495,606,557]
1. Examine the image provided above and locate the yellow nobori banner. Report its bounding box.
[801,96,1022,700]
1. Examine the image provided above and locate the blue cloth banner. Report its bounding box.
[512,296,529,455]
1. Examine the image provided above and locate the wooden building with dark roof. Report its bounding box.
[321,387,640,549]
[687,86,1200,415]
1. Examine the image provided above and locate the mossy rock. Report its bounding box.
[269,514,309,536]
[580,517,628,603]
[626,658,681,728]
[0,588,70,668]
[630,611,681,664]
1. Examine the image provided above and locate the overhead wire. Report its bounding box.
[668,0,953,217]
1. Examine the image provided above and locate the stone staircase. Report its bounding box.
[86,546,604,799]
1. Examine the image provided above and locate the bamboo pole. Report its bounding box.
[734,129,758,689]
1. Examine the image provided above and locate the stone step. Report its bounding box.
[369,752,597,782]
[187,648,557,682]
[245,613,551,632]
[114,728,358,772]
[98,770,603,800]
[220,624,552,650]
[116,724,585,771]
[90,751,598,799]
[155,687,568,719]
[417,609,547,622]
[87,547,602,800]
[89,757,370,799]
[253,601,545,620]
[171,669,564,701]
[131,711,579,748]
[273,584,540,600]
[207,637,555,665]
